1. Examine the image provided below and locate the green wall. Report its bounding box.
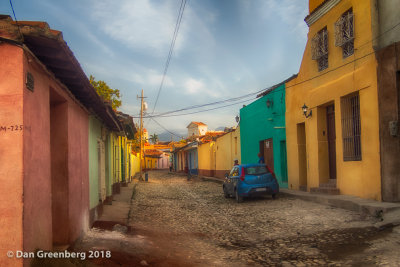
[88,116,102,209]
[239,84,288,188]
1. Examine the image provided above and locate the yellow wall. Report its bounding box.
[309,0,325,13]
[286,0,381,200]
[215,127,241,172]
[198,141,216,171]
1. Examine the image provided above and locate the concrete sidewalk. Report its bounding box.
[97,182,135,225]
[198,174,400,227]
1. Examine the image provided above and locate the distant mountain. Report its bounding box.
[158,130,186,142]
[215,126,226,131]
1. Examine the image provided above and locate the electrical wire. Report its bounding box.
[9,0,23,40]
[150,0,187,116]
[151,118,184,139]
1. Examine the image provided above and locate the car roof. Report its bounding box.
[236,163,266,168]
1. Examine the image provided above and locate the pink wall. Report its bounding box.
[158,153,170,169]
[22,47,53,255]
[67,99,89,242]
[0,43,90,266]
[0,44,24,267]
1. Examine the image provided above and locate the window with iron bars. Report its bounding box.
[311,27,328,71]
[341,92,361,161]
[335,8,354,58]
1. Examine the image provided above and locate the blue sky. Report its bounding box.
[1,0,308,138]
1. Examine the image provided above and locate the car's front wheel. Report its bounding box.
[235,189,243,203]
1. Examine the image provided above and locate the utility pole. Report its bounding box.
[137,90,146,181]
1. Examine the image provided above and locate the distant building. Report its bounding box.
[187,121,207,137]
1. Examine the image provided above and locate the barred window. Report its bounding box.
[341,92,361,161]
[311,27,328,71]
[335,8,354,58]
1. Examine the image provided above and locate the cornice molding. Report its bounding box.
[305,0,341,27]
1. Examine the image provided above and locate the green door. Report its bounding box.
[280,140,288,182]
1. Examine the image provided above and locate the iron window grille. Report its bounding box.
[341,92,361,161]
[335,8,354,58]
[311,27,329,71]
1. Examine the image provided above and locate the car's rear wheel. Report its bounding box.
[235,189,243,203]
[223,186,229,198]
[272,193,277,200]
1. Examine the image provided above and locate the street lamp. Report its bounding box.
[302,103,312,118]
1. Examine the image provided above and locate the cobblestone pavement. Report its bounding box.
[74,170,400,267]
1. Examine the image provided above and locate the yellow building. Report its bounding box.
[198,127,240,179]
[215,127,241,178]
[286,0,381,200]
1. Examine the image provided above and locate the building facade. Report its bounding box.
[0,16,121,266]
[286,0,381,200]
[373,0,400,201]
[240,82,290,188]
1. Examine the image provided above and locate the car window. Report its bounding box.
[245,166,269,175]
[229,167,239,177]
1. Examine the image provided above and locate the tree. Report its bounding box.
[149,133,159,144]
[89,75,122,110]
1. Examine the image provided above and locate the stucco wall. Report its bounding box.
[67,98,89,242]
[240,86,288,187]
[377,0,400,49]
[0,44,90,266]
[89,116,102,210]
[377,42,400,201]
[215,128,241,178]
[198,141,216,177]
[0,43,24,267]
[286,0,381,200]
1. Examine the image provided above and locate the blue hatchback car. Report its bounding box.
[223,164,279,203]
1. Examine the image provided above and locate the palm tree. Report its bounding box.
[149,133,159,144]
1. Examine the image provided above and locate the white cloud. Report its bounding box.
[260,0,308,40]
[90,0,184,55]
[184,78,204,94]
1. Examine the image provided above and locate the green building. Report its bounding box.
[240,77,295,188]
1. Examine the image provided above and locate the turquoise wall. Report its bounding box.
[88,116,102,209]
[240,84,288,188]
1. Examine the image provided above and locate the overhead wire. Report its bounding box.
[9,0,23,41]
[150,0,187,116]
[143,13,400,134]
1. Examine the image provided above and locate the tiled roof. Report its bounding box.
[187,121,207,128]
[256,74,298,98]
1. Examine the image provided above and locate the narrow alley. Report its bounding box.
[68,171,400,267]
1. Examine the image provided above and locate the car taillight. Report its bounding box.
[240,167,245,181]
[266,165,277,180]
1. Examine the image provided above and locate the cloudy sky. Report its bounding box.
[1,0,308,139]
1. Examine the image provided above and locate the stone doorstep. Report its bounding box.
[310,187,340,195]
[280,189,400,218]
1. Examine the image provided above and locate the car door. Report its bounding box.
[228,166,239,194]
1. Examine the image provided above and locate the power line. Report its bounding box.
[134,96,256,118]
[148,89,264,118]
[151,118,184,139]
[9,0,23,40]
[151,0,187,116]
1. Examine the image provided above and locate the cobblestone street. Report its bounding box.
[75,170,400,267]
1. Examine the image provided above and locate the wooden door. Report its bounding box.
[326,104,337,179]
[263,138,274,172]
